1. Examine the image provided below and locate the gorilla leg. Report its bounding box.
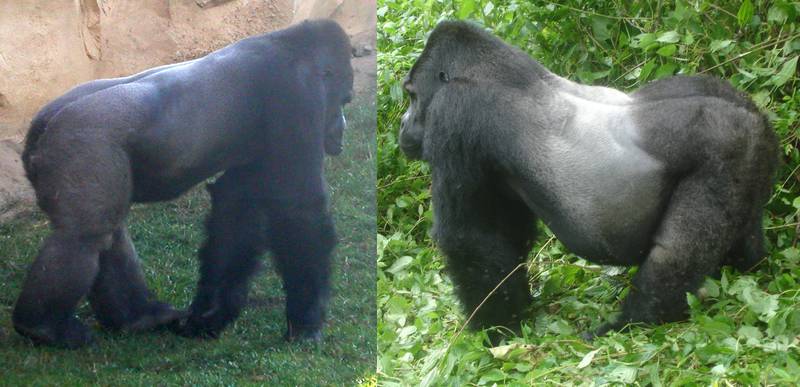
[594,174,738,336]
[724,207,767,272]
[174,169,267,338]
[14,139,133,348]
[436,194,537,339]
[88,225,184,331]
[267,197,336,341]
[12,231,107,348]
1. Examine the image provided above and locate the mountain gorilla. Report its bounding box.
[14,19,353,348]
[399,21,778,340]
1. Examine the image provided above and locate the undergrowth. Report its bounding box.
[377,1,800,385]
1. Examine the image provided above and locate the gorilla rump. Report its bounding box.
[400,21,777,339]
[14,19,353,348]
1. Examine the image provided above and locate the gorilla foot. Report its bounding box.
[14,317,93,349]
[169,319,221,339]
[168,309,232,339]
[285,322,323,342]
[125,302,188,332]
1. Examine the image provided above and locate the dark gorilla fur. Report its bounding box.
[399,21,778,341]
[14,19,353,348]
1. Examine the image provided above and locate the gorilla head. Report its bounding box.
[400,22,532,161]
[321,34,354,156]
[400,20,778,342]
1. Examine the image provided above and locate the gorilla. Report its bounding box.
[13,19,353,348]
[399,21,778,340]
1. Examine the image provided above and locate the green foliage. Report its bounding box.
[0,97,376,385]
[378,0,800,385]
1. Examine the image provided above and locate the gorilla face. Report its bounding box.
[324,92,351,156]
[399,76,424,160]
[322,53,353,156]
[400,59,452,161]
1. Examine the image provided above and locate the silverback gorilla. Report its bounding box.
[14,20,353,348]
[399,21,778,340]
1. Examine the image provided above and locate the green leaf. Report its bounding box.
[768,311,788,336]
[657,44,677,57]
[386,256,413,275]
[590,16,613,41]
[608,365,638,383]
[654,63,678,79]
[395,195,409,208]
[390,81,404,102]
[768,3,790,24]
[738,0,754,28]
[639,60,657,81]
[630,33,656,48]
[769,56,799,87]
[737,325,763,341]
[477,369,506,384]
[657,30,680,43]
[711,364,727,376]
[577,348,601,369]
[482,1,494,16]
[709,39,734,53]
[489,343,536,360]
[687,293,701,311]
[781,247,799,261]
[701,278,720,298]
[751,89,771,108]
[457,0,475,19]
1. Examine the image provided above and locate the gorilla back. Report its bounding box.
[15,19,353,348]
[399,21,778,340]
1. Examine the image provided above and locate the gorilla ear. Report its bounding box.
[438,71,450,83]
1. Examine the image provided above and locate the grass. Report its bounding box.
[377,0,800,385]
[0,96,376,385]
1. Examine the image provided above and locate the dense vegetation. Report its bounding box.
[377,1,800,385]
[0,98,376,385]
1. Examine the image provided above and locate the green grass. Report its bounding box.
[0,96,376,385]
[377,1,800,385]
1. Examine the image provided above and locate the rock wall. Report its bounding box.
[0,0,294,139]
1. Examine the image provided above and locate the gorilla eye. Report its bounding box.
[438,71,450,83]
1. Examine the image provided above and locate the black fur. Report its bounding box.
[399,21,778,341]
[13,19,352,348]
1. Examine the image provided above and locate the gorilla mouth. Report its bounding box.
[399,140,422,160]
[324,131,343,155]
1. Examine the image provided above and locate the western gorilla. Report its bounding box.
[13,19,353,348]
[399,21,778,340]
